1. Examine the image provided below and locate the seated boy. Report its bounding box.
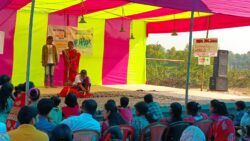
[72,70,91,94]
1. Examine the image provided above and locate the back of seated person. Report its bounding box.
[184,101,208,123]
[0,122,10,141]
[234,101,246,126]
[0,83,14,123]
[50,124,73,141]
[168,102,183,124]
[62,93,80,118]
[132,101,156,141]
[36,98,56,136]
[49,96,62,124]
[144,94,163,121]
[8,106,49,141]
[104,126,123,141]
[61,99,101,133]
[102,100,127,135]
[28,88,40,109]
[180,125,205,141]
[118,96,133,124]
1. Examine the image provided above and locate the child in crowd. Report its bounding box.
[28,88,40,109]
[49,96,62,124]
[208,99,235,141]
[132,101,156,141]
[50,124,73,141]
[118,96,133,124]
[144,94,163,121]
[235,101,246,126]
[72,70,91,94]
[36,98,56,136]
[102,100,127,135]
[62,93,80,118]
[0,83,14,123]
[184,101,208,123]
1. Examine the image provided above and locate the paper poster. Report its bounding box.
[0,31,5,54]
[198,56,210,65]
[193,38,218,57]
[48,25,93,55]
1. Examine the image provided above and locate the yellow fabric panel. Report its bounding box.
[12,11,48,86]
[144,12,212,22]
[85,3,159,19]
[20,0,82,13]
[78,18,105,85]
[127,20,146,84]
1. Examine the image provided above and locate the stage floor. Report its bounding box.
[39,84,250,109]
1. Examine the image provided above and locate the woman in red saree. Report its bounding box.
[63,41,81,86]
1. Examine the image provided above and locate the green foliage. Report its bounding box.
[146,44,250,88]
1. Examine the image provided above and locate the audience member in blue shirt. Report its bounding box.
[61,99,101,133]
[49,96,62,124]
[132,101,156,141]
[36,98,56,136]
[234,101,246,126]
[144,94,163,121]
[0,83,14,123]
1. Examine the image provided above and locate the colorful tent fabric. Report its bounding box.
[1,0,250,86]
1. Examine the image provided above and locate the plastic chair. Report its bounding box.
[162,121,191,141]
[103,125,135,141]
[140,122,168,141]
[193,119,213,139]
[73,130,100,141]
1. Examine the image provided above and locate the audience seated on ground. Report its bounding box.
[180,125,206,141]
[61,99,101,133]
[234,101,246,126]
[62,93,80,118]
[184,101,208,123]
[0,83,14,123]
[50,124,73,141]
[144,94,163,121]
[161,102,183,124]
[208,99,235,141]
[132,101,156,141]
[102,100,127,135]
[0,122,10,141]
[0,75,11,89]
[28,88,40,109]
[49,96,62,124]
[36,98,56,136]
[6,82,34,131]
[118,96,133,124]
[8,106,49,141]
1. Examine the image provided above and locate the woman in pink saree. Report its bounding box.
[63,41,80,86]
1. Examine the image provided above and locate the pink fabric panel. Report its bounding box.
[102,19,131,84]
[48,14,78,86]
[0,9,16,77]
[6,0,31,10]
[54,0,128,16]
[147,14,250,34]
[0,0,13,10]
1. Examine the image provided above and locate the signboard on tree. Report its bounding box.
[193,38,218,57]
[198,56,210,65]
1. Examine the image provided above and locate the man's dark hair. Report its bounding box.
[29,88,40,101]
[144,94,153,103]
[51,124,73,141]
[47,36,53,40]
[235,101,246,111]
[37,98,54,116]
[0,74,11,85]
[80,70,87,75]
[18,106,37,124]
[51,96,61,107]
[82,99,97,115]
[120,96,129,108]
[65,93,78,108]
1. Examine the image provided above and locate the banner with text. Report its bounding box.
[193,38,218,57]
[48,25,93,55]
[198,57,210,65]
[0,31,5,54]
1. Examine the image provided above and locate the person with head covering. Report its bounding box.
[180,125,206,141]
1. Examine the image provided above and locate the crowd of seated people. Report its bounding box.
[1,74,250,141]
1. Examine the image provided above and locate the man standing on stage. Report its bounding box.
[42,36,58,87]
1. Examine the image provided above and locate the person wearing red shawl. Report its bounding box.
[63,41,80,86]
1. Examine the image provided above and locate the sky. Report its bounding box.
[146,26,250,54]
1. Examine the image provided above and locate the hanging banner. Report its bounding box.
[48,25,93,55]
[0,31,5,54]
[198,57,210,65]
[193,38,218,57]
